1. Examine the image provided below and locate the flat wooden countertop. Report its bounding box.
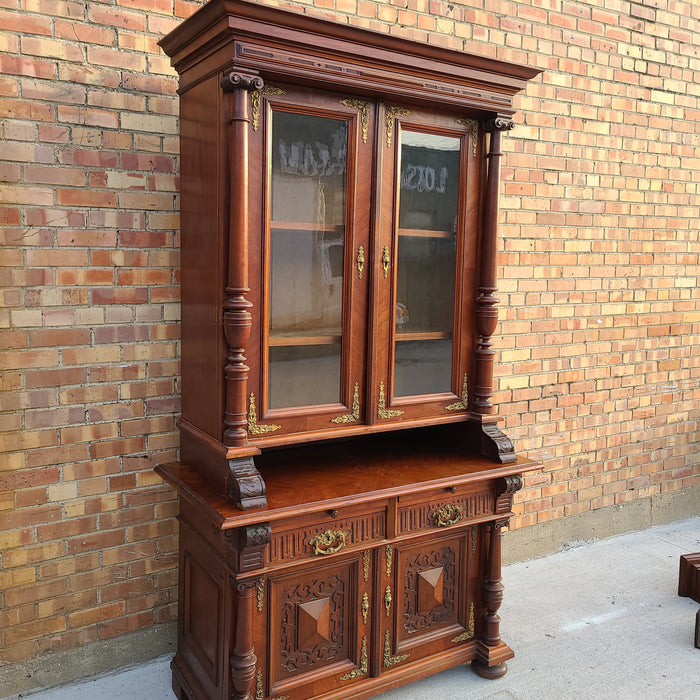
[156,429,540,530]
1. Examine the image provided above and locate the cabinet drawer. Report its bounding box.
[396,487,494,535]
[269,504,387,564]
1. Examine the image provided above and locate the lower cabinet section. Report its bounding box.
[159,461,529,700]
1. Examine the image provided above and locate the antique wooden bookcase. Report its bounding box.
[156,1,541,698]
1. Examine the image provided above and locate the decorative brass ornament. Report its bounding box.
[340,636,368,681]
[378,382,403,419]
[385,105,412,147]
[247,393,281,435]
[383,630,409,667]
[385,544,393,576]
[356,246,365,279]
[341,99,370,143]
[361,592,369,624]
[331,382,360,424]
[308,529,348,555]
[384,585,392,617]
[457,117,479,157]
[381,246,390,279]
[431,503,463,528]
[256,577,265,612]
[362,549,370,582]
[256,670,288,700]
[250,85,285,131]
[451,602,475,642]
[446,374,469,411]
[471,524,478,556]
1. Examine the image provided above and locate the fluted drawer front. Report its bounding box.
[270,508,386,563]
[397,490,494,535]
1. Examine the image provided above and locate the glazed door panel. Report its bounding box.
[247,86,374,440]
[369,106,480,426]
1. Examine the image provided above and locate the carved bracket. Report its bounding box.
[225,522,271,573]
[220,68,264,94]
[226,455,268,510]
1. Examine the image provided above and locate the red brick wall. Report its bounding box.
[1,0,698,671]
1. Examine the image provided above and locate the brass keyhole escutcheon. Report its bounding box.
[357,246,365,279]
[382,246,390,279]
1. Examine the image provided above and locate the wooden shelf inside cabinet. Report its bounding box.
[268,331,342,347]
[396,331,452,342]
[272,221,345,233]
[398,228,454,239]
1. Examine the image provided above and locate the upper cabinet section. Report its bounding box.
[160,0,541,480]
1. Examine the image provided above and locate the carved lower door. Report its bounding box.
[381,529,477,673]
[263,551,371,699]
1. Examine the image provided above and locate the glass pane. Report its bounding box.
[394,340,452,397]
[398,131,460,232]
[269,228,344,335]
[395,236,455,334]
[394,130,460,398]
[269,344,341,409]
[272,111,347,226]
[268,110,348,409]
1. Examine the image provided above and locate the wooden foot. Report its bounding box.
[472,659,508,679]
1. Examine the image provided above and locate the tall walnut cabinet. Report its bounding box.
[156,2,541,699]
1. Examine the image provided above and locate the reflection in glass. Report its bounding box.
[268,111,348,409]
[269,345,342,409]
[394,130,460,398]
[394,340,452,396]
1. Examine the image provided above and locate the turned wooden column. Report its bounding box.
[230,579,258,700]
[473,475,521,679]
[472,518,510,679]
[468,116,516,463]
[220,68,264,449]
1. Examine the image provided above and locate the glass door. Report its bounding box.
[247,87,373,440]
[394,129,460,398]
[268,110,348,410]
[371,106,479,424]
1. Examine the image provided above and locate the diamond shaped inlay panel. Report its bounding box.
[418,566,444,613]
[297,597,331,649]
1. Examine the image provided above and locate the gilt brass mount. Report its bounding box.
[308,529,347,555]
[331,382,360,424]
[431,503,463,527]
[247,393,281,435]
[340,636,368,681]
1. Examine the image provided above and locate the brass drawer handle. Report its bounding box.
[309,529,347,555]
[431,503,463,528]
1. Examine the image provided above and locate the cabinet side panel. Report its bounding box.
[180,76,224,440]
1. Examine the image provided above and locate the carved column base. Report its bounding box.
[472,640,514,679]
[227,455,268,510]
[466,415,516,464]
